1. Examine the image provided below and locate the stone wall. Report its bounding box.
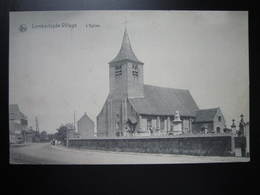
[69,134,235,156]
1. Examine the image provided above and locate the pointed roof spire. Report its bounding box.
[109,27,143,64]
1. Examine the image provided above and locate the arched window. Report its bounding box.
[147,119,152,130]
[216,127,221,133]
[218,116,222,122]
[160,118,165,130]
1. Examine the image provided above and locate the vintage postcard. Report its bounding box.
[9,11,249,164]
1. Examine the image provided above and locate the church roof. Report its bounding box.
[193,108,219,122]
[109,28,143,64]
[9,104,27,120]
[128,85,199,117]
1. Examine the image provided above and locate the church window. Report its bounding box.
[170,121,174,131]
[132,64,138,69]
[147,119,152,130]
[115,65,122,77]
[132,64,138,78]
[156,117,159,129]
[160,118,165,130]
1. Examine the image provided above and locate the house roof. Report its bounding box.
[194,108,219,122]
[78,112,94,124]
[128,85,199,117]
[9,104,27,120]
[109,28,143,64]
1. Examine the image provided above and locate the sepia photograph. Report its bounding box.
[9,10,249,164]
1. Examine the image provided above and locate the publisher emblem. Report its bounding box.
[19,24,27,32]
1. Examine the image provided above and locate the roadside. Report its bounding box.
[10,143,250,164]
[10,143,32,147]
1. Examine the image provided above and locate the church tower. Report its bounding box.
[108,28,144,99]
[97,27,144,137]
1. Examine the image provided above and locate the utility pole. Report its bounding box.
[35,116,39,133]
[74,110,76,132]
[35,116,40,142]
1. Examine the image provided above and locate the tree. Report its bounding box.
[48,133,55,141]
[56,125,69,145]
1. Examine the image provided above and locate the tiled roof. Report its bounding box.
[129,85,199,116]
[9,104,27,120]
[194,108,219,122]
[109,28,143,64]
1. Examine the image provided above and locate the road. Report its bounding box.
[10,143,250,164]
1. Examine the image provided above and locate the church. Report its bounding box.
[96,28,226,137]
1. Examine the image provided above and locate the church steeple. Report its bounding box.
[108,27,144,99]
[109,28,143,64]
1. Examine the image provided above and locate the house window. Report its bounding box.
[132,64,138,78]
[218,116,222,122]
[115,65,122,77]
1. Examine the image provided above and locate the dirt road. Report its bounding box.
[10,143,250,164]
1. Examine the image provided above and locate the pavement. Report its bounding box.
[9,143,250,164]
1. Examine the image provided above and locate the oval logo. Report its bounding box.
[19,24,27,32]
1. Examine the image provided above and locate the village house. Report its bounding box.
[96,28,226,137]
[22,127,36,143]
[9,104,28,143]
[192,108,226,134]
[77,112,95,138]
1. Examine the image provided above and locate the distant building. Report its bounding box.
[39,131,49,142]
[192,108,226,134]
[22,128,36,143]
[77,113,95,138]
[9,104,28,143]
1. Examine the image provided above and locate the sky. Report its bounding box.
[9,11,249,133]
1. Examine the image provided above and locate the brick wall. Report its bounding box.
[69,134,234,156]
